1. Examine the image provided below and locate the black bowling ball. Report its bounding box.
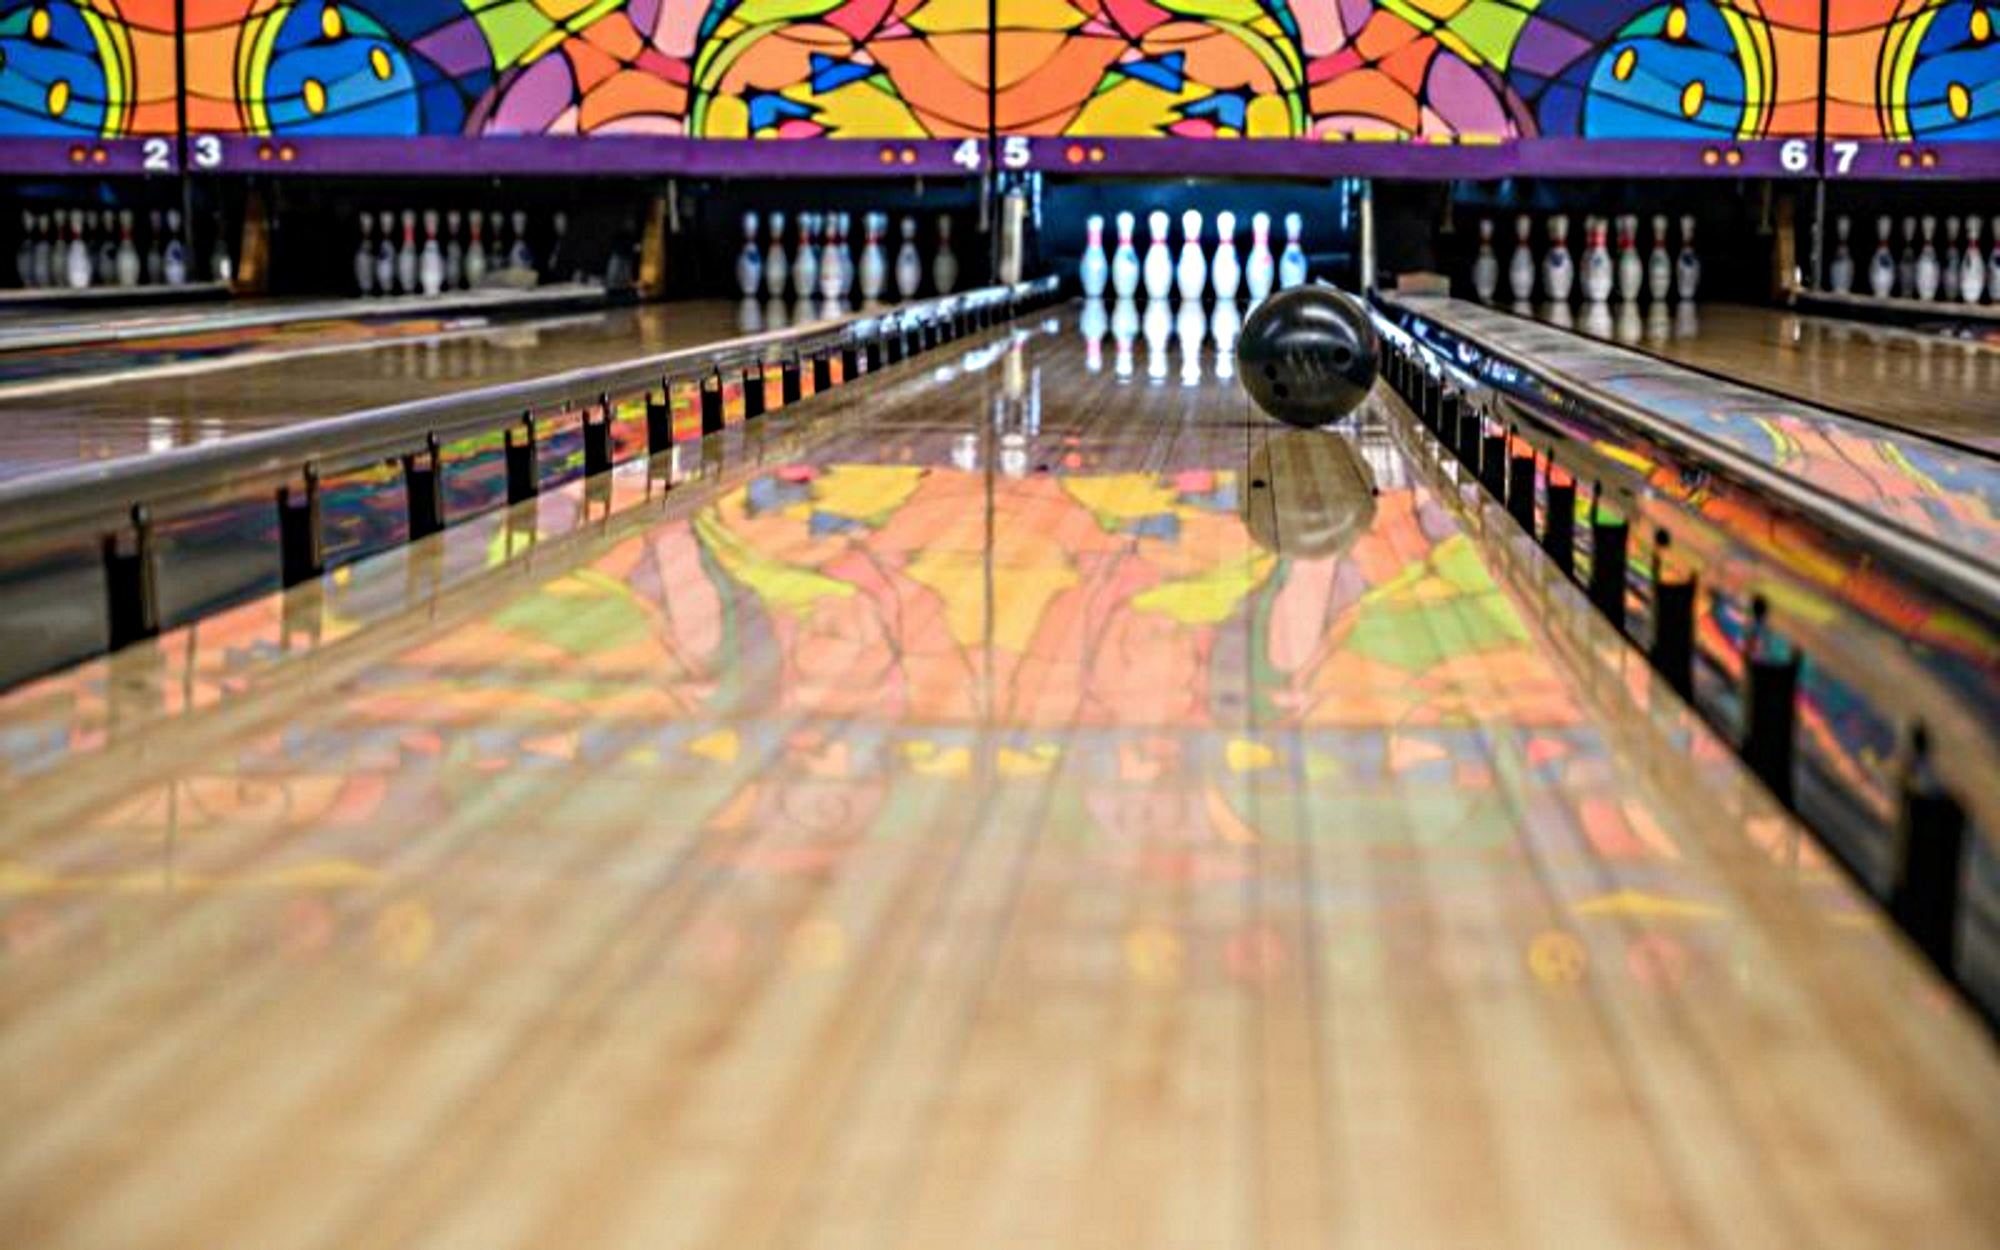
[1236,285,1379,428]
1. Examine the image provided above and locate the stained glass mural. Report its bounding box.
[0,2,1996,146]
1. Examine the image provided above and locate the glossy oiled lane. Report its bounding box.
[1516,300,2000,449]
[0,305,1994,1249]
[0,298,814,484]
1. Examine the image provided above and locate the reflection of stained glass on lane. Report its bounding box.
[1,307,1995,1246]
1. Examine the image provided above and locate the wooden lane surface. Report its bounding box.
[1515,300,2000,450]
[0,299,811,483]
[0,306,1995,1249]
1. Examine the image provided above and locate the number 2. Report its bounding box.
[142,137,171,172]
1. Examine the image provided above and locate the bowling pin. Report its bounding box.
[765,210,789,299]
[163,209,188,286]
[860,212,888,301]
[1675,214,1700,301]
[14,211,32,288]
[1828,214,1854,294]
[396,210,418,294]
[1990,217,2000,302]
[1235,211,1269,302]
[736,210,764,298]
[65,210,92,289]
[1176,208,1207,301]
[1212,210,1241,301]
[1581,217,1613,302]
[932,214,958,294]
[1141,210,1172,299]
[818,213,844,301]
[1542,214,1574,302]
[374,210,396,293]
[1079,213,1109,298]
[1508,214,1535,302]
[1897,216,1917,297]
[1915,214,1940,301]
[1278,211,1308,289]
[1865,215,1894,298]
[464,212,488,288]
[509,210,534,272]
[1471,218,1498,303]
[115,210,140,287]
[444,211,464,289]
[545,211,571,283]
[895,215,921,299]
[1111,210,1141,298]
[1944,216,1962,292]
[209,210,233,285]
[1615,215,1643,302]
[791,213,819,299]
[838,212,858,299]
[1647,215,1672,301]
[419,210,444,296]
[354,215,376,294]
[94,211,117,286]
[1961,216,1987,304]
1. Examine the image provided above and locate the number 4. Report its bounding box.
[952,138,982,171]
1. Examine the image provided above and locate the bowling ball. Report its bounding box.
[1235,285,1379,428]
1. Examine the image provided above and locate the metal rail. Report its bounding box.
[0,281,1047,548]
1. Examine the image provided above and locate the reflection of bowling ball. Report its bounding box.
[1239,430,1377,556]
[1236,286,1379,427]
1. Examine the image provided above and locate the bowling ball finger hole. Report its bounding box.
[1263,364,1279,381]
[1330,346,1353,368]
[1272,383,1290,399]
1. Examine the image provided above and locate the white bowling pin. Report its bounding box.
[765,210,789,299]
[1897,216,1917,296]
[1278,211,1307,289]
[1176,208,1207,301]
[1615,215,1643,302]
[736,210,764,297]
[839,212,858,298]
[1675,214,1700,301]
[163,209,188,285]
[65,210,92,289]
[860,212,888,301]
[1542,214,1573,302]
[396,210,418,293]
[1828,214,1854,294]
[374,210,396,293]
[445,210,464,289]
[791,213,819,298]
[894,215,921,299]
[1582,217,1614,303]
[509,210,534,272]
[1079,213,1109,298]
[1211,210,1241,301]
[1647,214,1672,301]
[1142,210,1172,299]
[1868,216,1895,298]
[464,212,487,287]
[1961,216,1987,304]
[818,214,844,301]
[1471,218,1498,303]
[545,210,570,282]
[1990,216,2000,302]
[1110,210,1141,298]
[1915,215,1940,301]
[94,211,117,286]
[14,211,33,288]
[1944,216,1962,292]
[932,214,958,294]
[354,213,376,293]
[420,210,445,296]
[209,210,234,285]
[115,210,140,287]
[1245,211,1274,301]
[1508,214,1535,302]
[487,211,505,274]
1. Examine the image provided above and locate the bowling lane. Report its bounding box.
[0,302,1994,1249]
[1513,300,2000,450]
[0,298,812,484]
